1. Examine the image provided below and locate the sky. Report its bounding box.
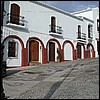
[42,1,99,13]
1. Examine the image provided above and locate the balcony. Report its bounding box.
[6,13,28,29]
[88,36,93,43]
[49,25,63,37]
[77,33,86,44]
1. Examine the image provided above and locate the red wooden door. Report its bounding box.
[49,42,55,61]
[29,40,39,62]
[10,4,20,24]
[88,50,90,58]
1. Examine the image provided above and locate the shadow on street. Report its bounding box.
[3,69,21,78]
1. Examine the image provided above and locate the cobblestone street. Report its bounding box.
[3,57,99,99]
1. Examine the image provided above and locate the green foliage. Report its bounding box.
[57,48,62,61]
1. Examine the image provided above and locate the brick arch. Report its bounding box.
[62,40,75,60]
[26,37,45,49]
[26,37,46,64]
[46,38,61,62]
[3,35,24,48]
[62,40,74,51]
[46,38,61,49]
[87,43,94,51]
[3,35,25,66]
[87,43,95,58]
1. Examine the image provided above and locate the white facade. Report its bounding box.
[2,1,99,68]
[72,7,99,57]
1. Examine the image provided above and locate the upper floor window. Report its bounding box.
[78,25,81,39]
[8,41,18,57]
[51,16,56,33]
[49,16,63,35]
[97,19,99,32]
[10,3,20,25]
[88,24,93,39]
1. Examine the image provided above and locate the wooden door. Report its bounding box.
[10,4,20,24]
[29,40,39,62]
[77,44,81,59]
[87,45,90,58]
[49,42,55,61]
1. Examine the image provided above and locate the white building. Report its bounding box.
[2,1,99,68]
[72,7,99,57]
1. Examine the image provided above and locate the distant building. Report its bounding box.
[2,1,99,68]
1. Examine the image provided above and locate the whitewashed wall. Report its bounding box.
[4,1,83,42]
[73,9,93,20]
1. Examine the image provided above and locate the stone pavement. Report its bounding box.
[3,57,99,99]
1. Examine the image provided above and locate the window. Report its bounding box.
[78,25,81,39]
[8,41,17,57]
[97,19,99,32]
[51,16,56,33]
[10,3,20,24]
[88,24,93,39]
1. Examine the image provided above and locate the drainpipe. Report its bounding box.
[1,1,6,99]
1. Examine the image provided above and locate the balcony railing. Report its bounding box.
[6,13,28,29]
[88,34,93,43]
[81,33,86,40]
[49,25,63,34]
[77,33,86,40]
[77,33,86,43]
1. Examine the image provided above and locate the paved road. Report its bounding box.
[3,57,99,99]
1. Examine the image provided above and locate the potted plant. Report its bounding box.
[57,48,62,62]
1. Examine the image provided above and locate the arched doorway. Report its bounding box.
[3,35,24,67]
[76,43,85,59]
[46,38,61,62]
[87,43,95,58]
[77,43,81,59]
[29,40,39,62]
[49,42,55,61]
[26,37,45,64]
[63,40,74,61]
